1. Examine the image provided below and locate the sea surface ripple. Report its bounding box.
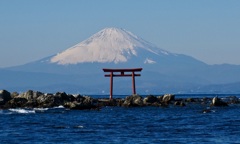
[0,95,240,144]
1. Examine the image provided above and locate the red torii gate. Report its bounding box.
[103,68,143,99]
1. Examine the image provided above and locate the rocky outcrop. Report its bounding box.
[64,95,98,110]
[174,101,186,107]
[19,90,43,101]
[1,90,98,109]
[36,94,62,108]
[0,90,11,105]
[55,92,75,103]
[122,95,144,107]
[162,94,175,103]
[5,97,28,108]
[143,95,158,105]
[122,94,177,107]
[211,97,228,107]
[226,96,240,104]
[186,98,196,103]
[1,90,239,110]
[97,98,123,107]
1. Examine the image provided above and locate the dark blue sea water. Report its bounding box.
[1,94,240,144]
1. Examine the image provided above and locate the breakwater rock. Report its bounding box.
[0,90,239,110]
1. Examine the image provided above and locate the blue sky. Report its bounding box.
[0,0,239,67]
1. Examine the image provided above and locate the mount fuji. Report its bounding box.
[51,27,170,65]
[3,27,240,94]
[11,28,205,74]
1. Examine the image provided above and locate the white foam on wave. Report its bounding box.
[54,105,65,109]
[9,109,36,114]
[75,125,84,128]
[33,108,49,111]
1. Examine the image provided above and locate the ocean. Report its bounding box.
[1,94,240,144]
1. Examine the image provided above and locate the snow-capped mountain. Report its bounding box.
[3,27,240,94]
[50,27,172,65]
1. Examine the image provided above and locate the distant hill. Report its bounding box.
[3,27,240,94]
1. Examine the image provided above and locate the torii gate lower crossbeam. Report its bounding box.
[103,68,142,99]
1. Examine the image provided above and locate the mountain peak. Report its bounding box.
[50,27,171,65]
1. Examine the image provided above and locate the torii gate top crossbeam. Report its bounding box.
[103,68,142,77]
[103,68,143,73]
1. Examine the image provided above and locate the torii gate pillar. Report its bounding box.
[103,68,142,99]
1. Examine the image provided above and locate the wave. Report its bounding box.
[9,108,36,114]
[0,106,66,115]
[33,108,49,111]
[53,105,65,109]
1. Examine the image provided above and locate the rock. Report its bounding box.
[226,96,240,104]
[143,95,158,105]
[186,98,196,103]
[74,94,85,102]
[174,101,186,107]
[162,94,175,103]
[0,90,11,105]
[151,102,163,107]
[36,94,63,108]
[19,90,44,102]
[211,97,228,107]
[97,98,120,107]
[83,96,94,105]
[11,92,19,98]
[64,102,93,110]
[157,95,163,101]
[5,97,28,108]
[55,92,75,102]
[122,95,143,107]
[65,95,98,110]
[10,90,45,108]
[64,102,78,109]
[64,96,98,110]
[201,97,212,105]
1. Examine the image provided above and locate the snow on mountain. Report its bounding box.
[144,58,156,64]
[50,27,171,65]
